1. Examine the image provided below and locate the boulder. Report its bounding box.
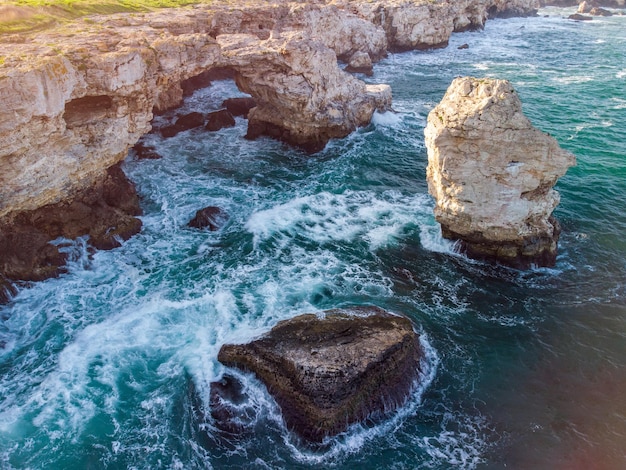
[221,97,257,118]
[425,77,575,269]
[187,206,229,230]
[216,306,423,442]
[568,13,593,20]
[344,51,374,76]
[161,112,205,137]
[205,109,236,132]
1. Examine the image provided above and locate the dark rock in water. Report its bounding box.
[209,375,252,434]
[161,112,205,138]
[205,109,236,132]
[568,13,593,20]
[176,112,205,130]
[0,163,142,286]
[132,141,161,160]
[0,274,17,305]
[458,43,470,50]
[217,306,423,442]
[221,97,256,118]
[187,206,229,230]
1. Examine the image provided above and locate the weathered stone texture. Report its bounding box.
[217,306,423,442]
[425,77,575,268]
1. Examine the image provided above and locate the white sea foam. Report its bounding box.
[246,190,433,251]
[371,110,403,128]
[617,69,626,79]
[552,75,594,85]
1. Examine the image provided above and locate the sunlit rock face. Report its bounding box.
[425,77,575,269]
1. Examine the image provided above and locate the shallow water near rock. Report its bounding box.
[1,8,625,469]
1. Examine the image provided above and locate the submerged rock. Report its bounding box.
[187,206,229,230]
[216,306,423,442]
[425,77,575,269]
[132,141,162,160]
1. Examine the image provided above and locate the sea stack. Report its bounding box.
[425,77,575,269]
[215,306,423,442]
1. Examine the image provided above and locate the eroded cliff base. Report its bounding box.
[0,163,141,301]
[442,217,562,269]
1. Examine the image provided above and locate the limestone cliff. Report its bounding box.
[0,0,541,294]
[425,77,576,268]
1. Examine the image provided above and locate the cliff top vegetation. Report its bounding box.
[0,0,212,34]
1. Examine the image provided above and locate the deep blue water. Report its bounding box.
[1,7,625,469]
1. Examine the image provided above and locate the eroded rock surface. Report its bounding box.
[425,77,575,268]
[216,306,423,442]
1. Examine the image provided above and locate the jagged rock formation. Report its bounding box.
[0,0,542,297]
[216,306,423,442]
[425,77,576,269]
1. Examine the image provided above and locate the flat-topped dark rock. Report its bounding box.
[216,306,423,442]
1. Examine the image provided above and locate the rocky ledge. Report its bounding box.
[215,306,423,442]
[425,77,575,269]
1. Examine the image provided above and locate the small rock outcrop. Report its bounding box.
[187,206,229,230]
[205,109,236,132]
[425,77,575,269]
[221,97,257,118]
[216,306,423,442]
[161,112,206,137]
[345,51,374,76]
[568,12,594,19]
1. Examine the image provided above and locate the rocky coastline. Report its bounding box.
[0,0,552,299]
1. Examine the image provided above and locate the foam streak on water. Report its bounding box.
[1,8,626,469]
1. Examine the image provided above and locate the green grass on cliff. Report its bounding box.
[0,0,214,35]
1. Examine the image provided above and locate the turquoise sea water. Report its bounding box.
[1,7,625,469]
